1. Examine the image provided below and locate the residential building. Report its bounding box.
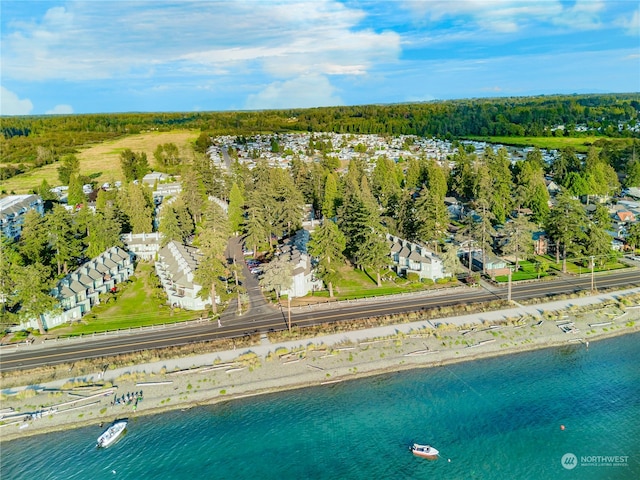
[155,241,210,310]
[464,250,510,277]
[279,230,323,298]
[122,232,163,261]
[387,234,445,281]
[0,194,44,239]
[20,246,135,331]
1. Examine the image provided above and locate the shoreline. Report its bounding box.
[2,294,639,443]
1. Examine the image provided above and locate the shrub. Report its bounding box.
[406,272,420,282]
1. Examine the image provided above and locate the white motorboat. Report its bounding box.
[97,420,127,448]
[411,443,439,459]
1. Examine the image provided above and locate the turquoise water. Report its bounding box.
[2,333,639,479]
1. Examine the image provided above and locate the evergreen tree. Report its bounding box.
[414,186,448,253]
[514,159,549,223]
[193,230,228,315]
[159,206,183,246]
[440,243,464,278]
[36,179,57,203]
[118,183,153,234]
[272,168,304,237]
[18,209,49,265]
[321,172,338,219]
[501,214,535,271]
[450,147,474,199]
[338,192,374,260]
[9,263,57,334]
[626,222,640,251]
[86,209,123,258]
[552,147,581,187]
[46,205,82,275]
[0,237,22,328]
[67,173,85,207]
[227,182,245,235]
[181,169,205,225]
[404,158,421,190]
[371,156,400,208]
[582,225,612,268]
[355,227,390,286]
[307,220,346,297]
[487,147,513,224]
[625,158,640,187]
[544,192,588,272]
[57,154,80,185]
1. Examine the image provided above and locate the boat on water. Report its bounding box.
[97,420,127,448]
[411,443,439,459]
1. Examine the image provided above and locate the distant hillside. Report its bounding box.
[2,93,639,180]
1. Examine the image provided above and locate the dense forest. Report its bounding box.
[2,94,639,177]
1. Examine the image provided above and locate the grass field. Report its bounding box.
[306,264,450,301]
[494,260,553,282]
[3,130,200,194]
[464,135,631,153]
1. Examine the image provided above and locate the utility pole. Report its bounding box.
[287,296,292,332]
[508,267,513,302]
[233,256,242,315]
[590,255,595,293]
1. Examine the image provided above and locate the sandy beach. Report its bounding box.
[2,289,639,443]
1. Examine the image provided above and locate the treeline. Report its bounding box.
[2,94,639,169]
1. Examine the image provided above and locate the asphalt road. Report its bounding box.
[2,265,640,373]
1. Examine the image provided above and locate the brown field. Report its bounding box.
[3,130,200,194]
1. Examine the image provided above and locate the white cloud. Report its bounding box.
[244,74,342,110]
[0,86,33,115]
[617,8,640,35]
[2,1,399,82]
[46,104,74,115]
[402,0,608,32]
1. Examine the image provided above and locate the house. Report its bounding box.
[0,194,44,240]
[155,241,210,310]
[532,231,549,255]
[20,246,135,331]
[387,234,445,281]
[444,197,464,221]
[142,171,169,187]
[279,230,323,298]
[465,251,510,277]
[614,210,636,224]
[545,180,560,196]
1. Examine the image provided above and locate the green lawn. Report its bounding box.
[51,263,203,336]
[494,255,628,283]
[309,265,451,301]
[494,260,553,282]
[464,135,631,153]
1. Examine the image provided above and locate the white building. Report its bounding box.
[0,194,44,239]
[279,230,323,298]
[122,232,163,261]
[19,247,135,331]
[155,241,211,310]
[387,234,445,281]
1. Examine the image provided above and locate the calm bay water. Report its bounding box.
[2,333,639,479]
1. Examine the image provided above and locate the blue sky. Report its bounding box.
[1,0,639,115]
